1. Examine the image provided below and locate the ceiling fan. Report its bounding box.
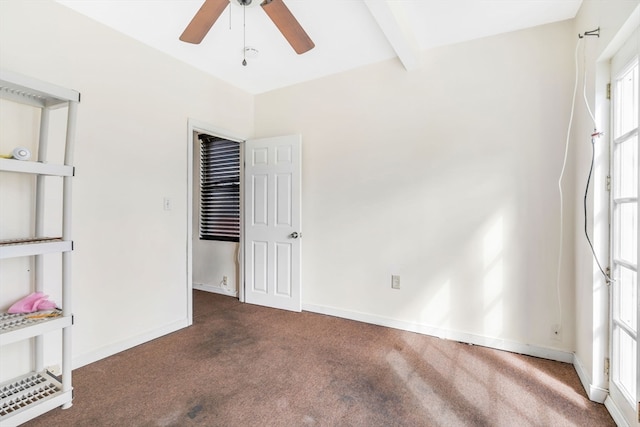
[180,0,315,55]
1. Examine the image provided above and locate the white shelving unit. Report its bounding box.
[0,69,80,426]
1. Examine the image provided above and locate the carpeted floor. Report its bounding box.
[24,290,614,426]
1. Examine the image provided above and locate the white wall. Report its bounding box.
[0,0,253,370]
[572,0,640,402]
[256,20,578,357]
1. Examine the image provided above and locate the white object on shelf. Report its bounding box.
[5,147,32,161]
[0,69,79,425]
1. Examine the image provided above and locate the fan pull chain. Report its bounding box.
[242,4,247,66]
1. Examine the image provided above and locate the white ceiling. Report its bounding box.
[55,0,583,94]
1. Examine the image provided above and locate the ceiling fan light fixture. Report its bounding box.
[235,0,257,7]
[179,0,314,56]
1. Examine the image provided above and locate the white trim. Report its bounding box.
[605,395,632,427]
[71,318,189,369]
[194,282,238,297]
[303,303,574,363]
[188,119,248,144]
[607,20,640,427]
[573,354,609,403]
[238,143,245,303]
[186,122,194,326]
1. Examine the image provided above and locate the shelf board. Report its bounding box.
[0,158,73,176]
[0,310,71,347]
[0,371,72,425]
[0,238,72,259]
[0,69,80,108]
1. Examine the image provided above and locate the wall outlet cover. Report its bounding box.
[391,275,400,289]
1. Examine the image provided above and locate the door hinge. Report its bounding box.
[604,357,610,378]
[606,175,611,191]
[606,83,611,100]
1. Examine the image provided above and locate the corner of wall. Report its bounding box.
[573,352,608,403]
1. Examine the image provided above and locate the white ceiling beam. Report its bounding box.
[363,0,420,71]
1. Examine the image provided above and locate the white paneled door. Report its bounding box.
[609,27,639,427]
[244,135,301,312]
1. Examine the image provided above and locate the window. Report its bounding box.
[610,49,638,422]
[199,134,240,242]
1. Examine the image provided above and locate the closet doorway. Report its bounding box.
[187,120,246,323]
[186,120,303,322]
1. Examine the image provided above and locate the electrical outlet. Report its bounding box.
[551,324,562,341]
[222,276,228,286]
[391,275,400,290]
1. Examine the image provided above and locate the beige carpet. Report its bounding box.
[24,290,614,426]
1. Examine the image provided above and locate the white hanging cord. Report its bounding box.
[556,37,582,329]
[582,50,597,128]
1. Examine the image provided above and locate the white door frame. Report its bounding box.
[607,26,639,427]
[598,9,640,425]
[186,119,248,324]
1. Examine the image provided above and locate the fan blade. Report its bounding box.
[261,0,314,54]
[180,0,229,44]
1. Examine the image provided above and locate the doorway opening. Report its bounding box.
[186,120,247,324]
[192,132,241,297]
[186,121,303,323]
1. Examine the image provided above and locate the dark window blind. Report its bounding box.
[199,135,240,242]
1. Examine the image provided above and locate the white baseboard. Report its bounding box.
[605,396,631,427]
[573,354,608,403]
[72,318,189,369]
[302,303,574,363]
[194,282,238,297]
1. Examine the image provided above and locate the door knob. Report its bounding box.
[289,231,301,239]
